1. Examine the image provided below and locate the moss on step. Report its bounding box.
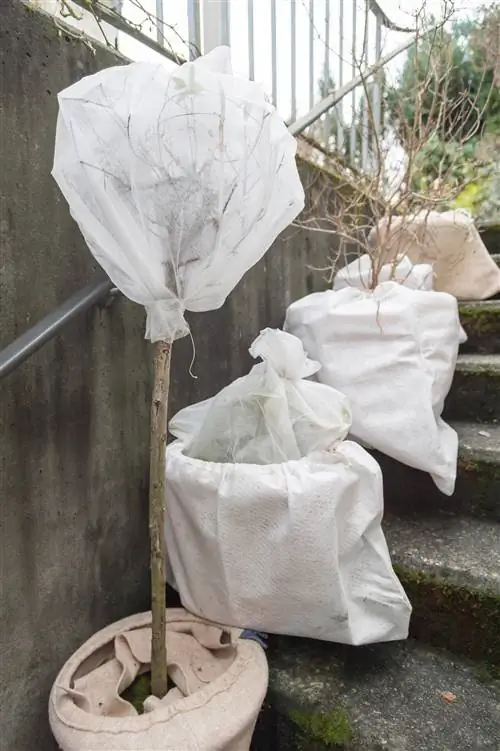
[395,566,500,664]
[459,304,500,336]
[289,706,354,748]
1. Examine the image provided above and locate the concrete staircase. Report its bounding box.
[252,250,500,749]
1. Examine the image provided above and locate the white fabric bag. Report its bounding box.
[169,328,352,464]
[52,47,304,342]
[368,209,500,300]
[285,272,461,495]
[334,254,467,344]
[164,441,411,644]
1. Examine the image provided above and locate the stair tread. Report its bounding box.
[459,299,500,310]
[384,514,500,596]
[454,420,500,461]
[456,353,500,371]
[257,638,500,750]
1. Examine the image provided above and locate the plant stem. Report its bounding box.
[149,339,172,699]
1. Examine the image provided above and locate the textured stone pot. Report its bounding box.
[49,608,268,750]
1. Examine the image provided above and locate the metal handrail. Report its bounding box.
[0,278,113,380]
[288,34,417,136]
[69,0,188,65]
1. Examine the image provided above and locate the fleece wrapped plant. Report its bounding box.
[52,46,304,699]
[285,256,462,495]
[166,329,411,644]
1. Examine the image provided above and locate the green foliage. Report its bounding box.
[385,5,500,216]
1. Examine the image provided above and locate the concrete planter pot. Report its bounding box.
[49,608,268,751]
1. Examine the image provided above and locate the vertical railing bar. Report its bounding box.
[372,11,383,153]
[350,0,357,163]
[187,0,201,60]
[291,0,297,121]
[220,0,230,46]
[361,87,369,170]
[248,0,255,80]
[337,0,345,150]
[323,0,331,148]
[361,5,371,171]
[308,0,314,111]
[156,0,164,46]
[271,0,278,106]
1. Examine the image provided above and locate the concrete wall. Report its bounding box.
[0,3,353,749]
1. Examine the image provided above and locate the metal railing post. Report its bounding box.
[202,0,230,52]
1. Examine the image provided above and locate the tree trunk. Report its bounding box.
[149,339,172,699]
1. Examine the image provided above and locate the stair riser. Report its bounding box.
[459,306,500,354]
[394,567,500,665]
[378,452,500,522]
[444,369,500,423]
[481,228,500,256]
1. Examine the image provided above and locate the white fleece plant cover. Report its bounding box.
[52,47,304,342]
[169,328,352,464]
[334,253,434,291]
[368,209,500,300]
[49,609,268,751]
[285,257,462,495]
[334,255,467,344]
[164,441,411,644]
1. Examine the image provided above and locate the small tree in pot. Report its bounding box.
[49,46,304,749]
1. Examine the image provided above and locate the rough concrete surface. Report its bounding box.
[380,420,500,522]
[444,354,500,423]
[0,3,347,750]
[253,637,500,750]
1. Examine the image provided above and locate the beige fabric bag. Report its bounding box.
[368,209,500,300]
[49,608,268,750]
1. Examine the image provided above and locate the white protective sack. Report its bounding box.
[52,47,304,342]
[165,442,411,645]
[169,328,352,463]
[166,329,411,645]
[333,254,467,344]
[285,257,462,495]
[368,209,500,301]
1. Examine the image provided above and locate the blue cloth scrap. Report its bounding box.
[240,630,268,649]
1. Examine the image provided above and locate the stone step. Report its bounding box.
[384,514,500,664]
[253,638,500,750]
[380,421,500,522]
[444,354,500,423]
[459,300,500,354]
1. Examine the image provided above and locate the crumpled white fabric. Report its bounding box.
[285,266,462,495]
[333,254,467,343]
[164,442,411,644]
[52,46,304,341]
[334,254,434,291]
[169,328,352,463]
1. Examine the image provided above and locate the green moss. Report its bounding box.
[459,305,500,336]
[121,672,152,714]
[395,566,500,664]
[475,661,500,684]
[289,707,354,747]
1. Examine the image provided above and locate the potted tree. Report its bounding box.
[48,46,304,750]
